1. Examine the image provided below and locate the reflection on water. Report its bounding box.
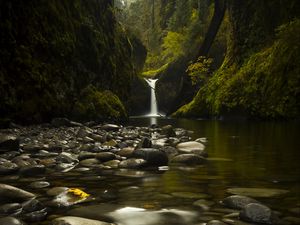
[127,117,300,206]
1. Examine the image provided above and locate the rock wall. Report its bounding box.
[0,0,134,123]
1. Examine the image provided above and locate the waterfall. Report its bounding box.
[145,78,159,117]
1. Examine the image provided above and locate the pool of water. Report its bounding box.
[3,118,300,224]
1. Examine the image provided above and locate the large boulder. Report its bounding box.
[132,148,168,166]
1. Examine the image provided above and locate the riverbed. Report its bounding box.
[0,118,299,225]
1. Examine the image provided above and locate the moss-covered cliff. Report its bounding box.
[174,0,300,119]
[0,0,134,123]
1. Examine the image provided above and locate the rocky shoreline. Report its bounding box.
[0,118,298,225]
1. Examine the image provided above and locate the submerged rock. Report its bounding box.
[53,216,114,225]
[222,195,259,209]
[226,188,289,198]
[170,154,206,165]
[239,203,275,224]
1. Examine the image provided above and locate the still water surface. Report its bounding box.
[22,118,300,224]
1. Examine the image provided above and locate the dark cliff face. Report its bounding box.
[0,0,134,123]
[227,0,300,64]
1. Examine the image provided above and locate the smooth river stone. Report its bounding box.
[176,141,206,155]
[226,188,289,198]
[0,183,35,203]
[170,154,206,165]
[239,203,275,224]
[222,195,259,209]
[0,217,24,225]
[53,216,114,225]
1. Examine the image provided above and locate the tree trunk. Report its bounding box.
[151,0,155,29]
[197,0,227,57]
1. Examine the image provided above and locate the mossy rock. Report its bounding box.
[73,85,127,122]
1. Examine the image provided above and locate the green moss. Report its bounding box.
[142,63,169,78]
[73,85,127,122]
[174,19,300,119]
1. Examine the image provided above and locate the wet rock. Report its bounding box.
[117,147,135,157]
[132,148,168,166]
[47,187,69,196]
[96,152,116,162]
[176,141,207,156]
[0,203,22,216]
[0,183,35,203]
[0,159,19,175]
[0,217,24,225]
[22,199,45,213]
[0,135,19,152]
[138,137,152,148]
[53,216,114,225]
[102,124,120,132]
[239,203,275,224]
[207,220,227,225]
[12,156,37,167]
[160,146,178,158]
[161,125,176,137]
[22,208,47,222]
[222,218,253,225]
[119,159,147,169]
[222,195,259,210]
[227,188,289,198]
[90,133,106,143]
[78,152,97,160]
[170,154,206,165]
[56,163,76,172]
[57,152,78,163]
[103,140,118,147]
[80,158,101,167]
[77,127,93,138]
[22,144,44,153]
[19,164,46,176]
[29,181,50,189]
[103,160,120,168]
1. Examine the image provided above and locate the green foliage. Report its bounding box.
[73,85,127,121]
[161,31,186,62]
[186,56,213,85]
[174,19,300,119]
[142,63,169,78]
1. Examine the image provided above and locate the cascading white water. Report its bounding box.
[145,78,159,117]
